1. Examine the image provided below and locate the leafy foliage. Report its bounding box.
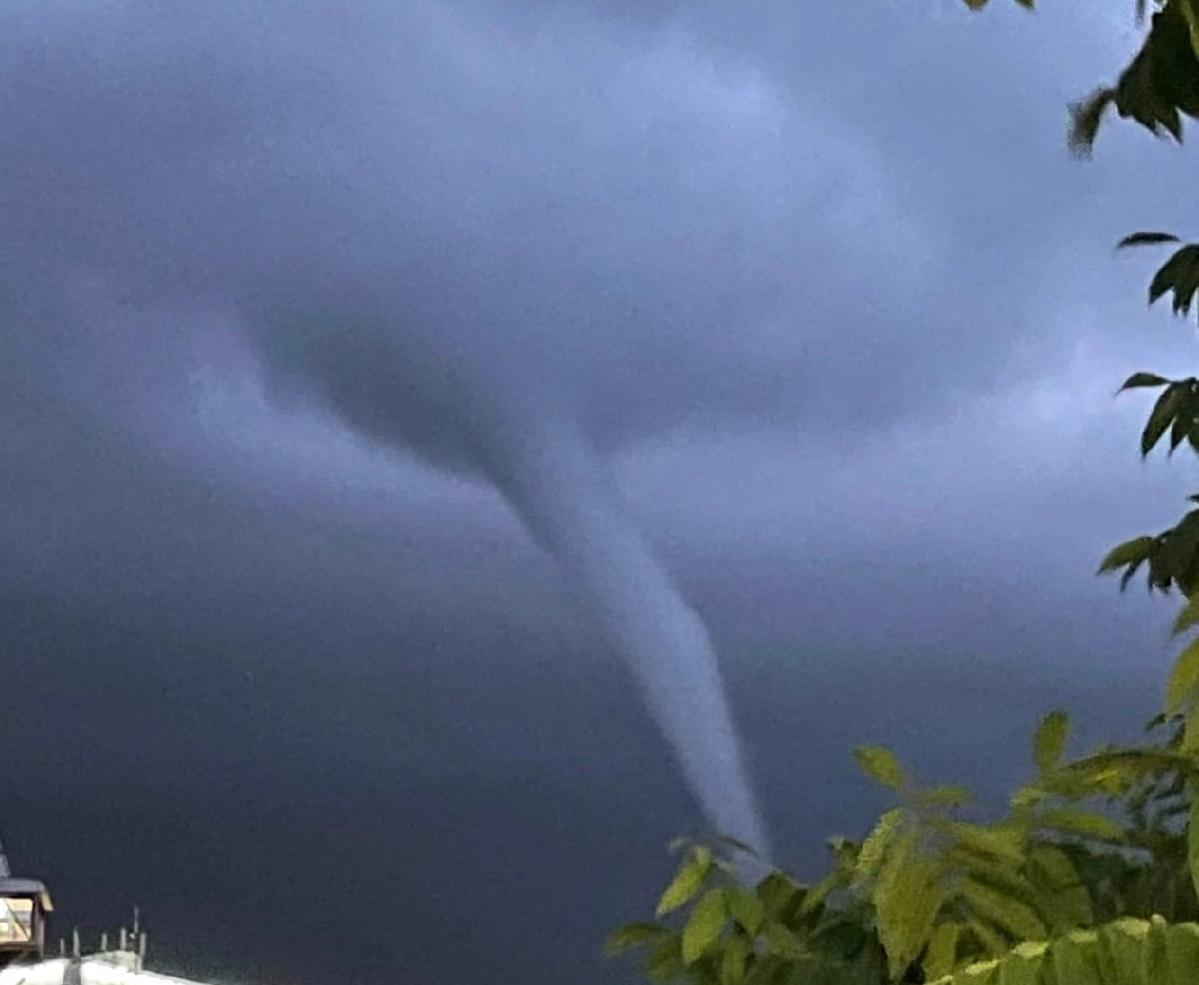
[609,833,890,985]
[1097,506,1199,595]
[970,1,1199,154]
[1119,232,1183,249]
[657,845,714,916]
[1067,1,1199,153]
[1118,234,1199,323]
[926,916,1199,985]
[610,712,1199,984]
[1032,711,1068,774]
[855,746,908,791]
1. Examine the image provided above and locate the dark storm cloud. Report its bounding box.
[0,0,1126,455]
[0,0,1180,469]
[2,0,1181,564]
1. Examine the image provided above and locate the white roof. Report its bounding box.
[0,959,224,985]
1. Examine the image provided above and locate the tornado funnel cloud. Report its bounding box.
[247,316,770,868]
[495,424,771,865]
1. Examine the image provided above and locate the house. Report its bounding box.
[0,877,54,967]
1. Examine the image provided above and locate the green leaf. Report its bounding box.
[826,834,859,873]
[1098,919,1153,985]
[726,887,765,936]
[1118,372,1171,392]
[1143,384,1185,456]
[853,745,905,789]
[686,960,721,985]
[919,784,973,809]
[762,922,806,960]
[1026,845,1083,892]
[1167,636,1199,716]
[795,869,840,921]
[1121,556,1148,591]
[605,923,670,956]
[644,936,686,984]
[754,871,802,924]
[1150,246,1199,312]
[682,890,728,965]
[811,917,868,960]
[924,921,961,980]
[1176,253,1199,318]
[959,877,1048,941]
[1149,550,1170,594]
[1068,87,1115,156]
[740,955,784,985]
[948,856,1045,934]
[1038,808,1126,843]
[1185,699,1199,752]
[1009,784,1046,810]
[1177,596,1199,638]
[738,955,775,985]
[1118,232,1182,249]
[1054,747,1197,792]
[923,921,1199,985]
[1030,861,1094,934]
[965,915,1010,958]
[657,848,714,916]
[1152,516,1199,590]
[1038,888,1094,935]
[853,808,904,886]
[1143,915,1172,985]
[943,821,1026,865]
[1097,536,1156,574]
[1165,919,1199,979]
[1005,937,1063,985]
[1033,710,1070,773]
[720,936,750,985]
[874,827,946,980]
[1173,409,1193,454]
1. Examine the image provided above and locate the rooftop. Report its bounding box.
[0,880,53,911]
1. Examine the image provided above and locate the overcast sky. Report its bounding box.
[2,1,1198,983]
